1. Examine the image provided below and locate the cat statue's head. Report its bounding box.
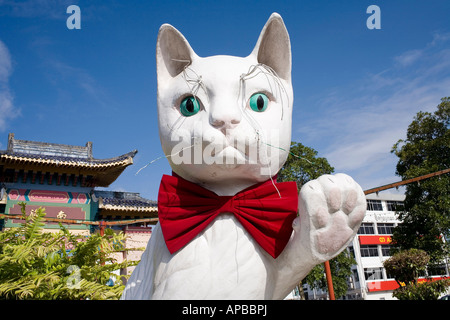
[156,13,293,195]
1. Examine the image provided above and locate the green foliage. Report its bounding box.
[279,141,353,299]
[383,248,429,285]
[384,249,450,300]
[0,204,140,300]
[393,279,450,300]
[387,98,450,300]
[391,97,450,263]
[304,249,356,299]
[277,141,334,188]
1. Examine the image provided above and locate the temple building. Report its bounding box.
[0,133,157,254]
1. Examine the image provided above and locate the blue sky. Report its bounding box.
[0,0,449,200]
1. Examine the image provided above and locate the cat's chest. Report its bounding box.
[164,213,271,268]
[200,213,263,258]
[153,214,274,299]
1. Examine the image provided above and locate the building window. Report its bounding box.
[348,246,356,259]
[385,269,395,279]
[358,223,375,235]
[360,245,379,257]
[428,264,447,276]
[386,201,404,211]
[377,223,395,235]
[352,269,360,283]
[367,200,383,211]
[381,245,392,257]
[364,268,383,280]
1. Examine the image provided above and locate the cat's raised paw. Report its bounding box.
[297,173,366,260]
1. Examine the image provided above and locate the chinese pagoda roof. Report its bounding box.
[95,190,158,216]
[0,133,137,187]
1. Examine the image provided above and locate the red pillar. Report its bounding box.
[324,261,335,300]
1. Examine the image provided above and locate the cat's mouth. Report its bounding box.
[211,145,248,163]
[200,133,269,166]
[201,134,251,163]
[176,133,266,166]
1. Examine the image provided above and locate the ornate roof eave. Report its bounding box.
[98,197,158,216]
[0,150,137,169]
[0,150,138,187]
[98,197,158,217]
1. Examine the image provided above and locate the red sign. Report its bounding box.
[7,189,90,204]
[367,277,448,292]
[8,204,86,225]
[367,280,399,292]
[359,235,392,245]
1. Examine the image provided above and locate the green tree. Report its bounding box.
[278,142,355,299]
[391,97,450,264]
[383,248,450,300]
[278,142,334,188]
[0,204,140,299]
[304,249,356,299]
[383,248,430,286]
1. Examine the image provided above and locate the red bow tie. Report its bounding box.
[157,174,298,258]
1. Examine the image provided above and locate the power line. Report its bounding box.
[0,213,158,227]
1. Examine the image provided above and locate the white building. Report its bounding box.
[351,192,405,300]
[290,192,449,300]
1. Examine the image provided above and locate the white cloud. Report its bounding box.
[0,0,75,20]
[43,58,116,111]
[0,40,12,82]
[430,31,450,47]
[394,49,423,67]
[295,32,450,191]
[0,39,18,131]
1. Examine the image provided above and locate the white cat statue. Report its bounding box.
[121,13,366,300]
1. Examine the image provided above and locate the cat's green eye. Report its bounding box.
[249,93,269,112]
[180,96,201,117]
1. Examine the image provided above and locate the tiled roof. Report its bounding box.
[0,150,137,169]
[1,133,137,169]
[95,191,158,213]
[1,133,137,187]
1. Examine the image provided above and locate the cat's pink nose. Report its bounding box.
[209,110,241,131]
[210,117,240,130]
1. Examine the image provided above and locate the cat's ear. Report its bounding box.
[251,13,291,81]
[156,24,198,81]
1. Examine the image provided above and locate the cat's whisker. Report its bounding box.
[241,63,289,119]
[239,64,289,121]
[152,62,292,198]
[180,65,210,109]
[238,64,284,187]
[237,82,274,195]
[269,175,282,198]
[135,143,196,175]
[262,142,315,165]
[168,115,188,134]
